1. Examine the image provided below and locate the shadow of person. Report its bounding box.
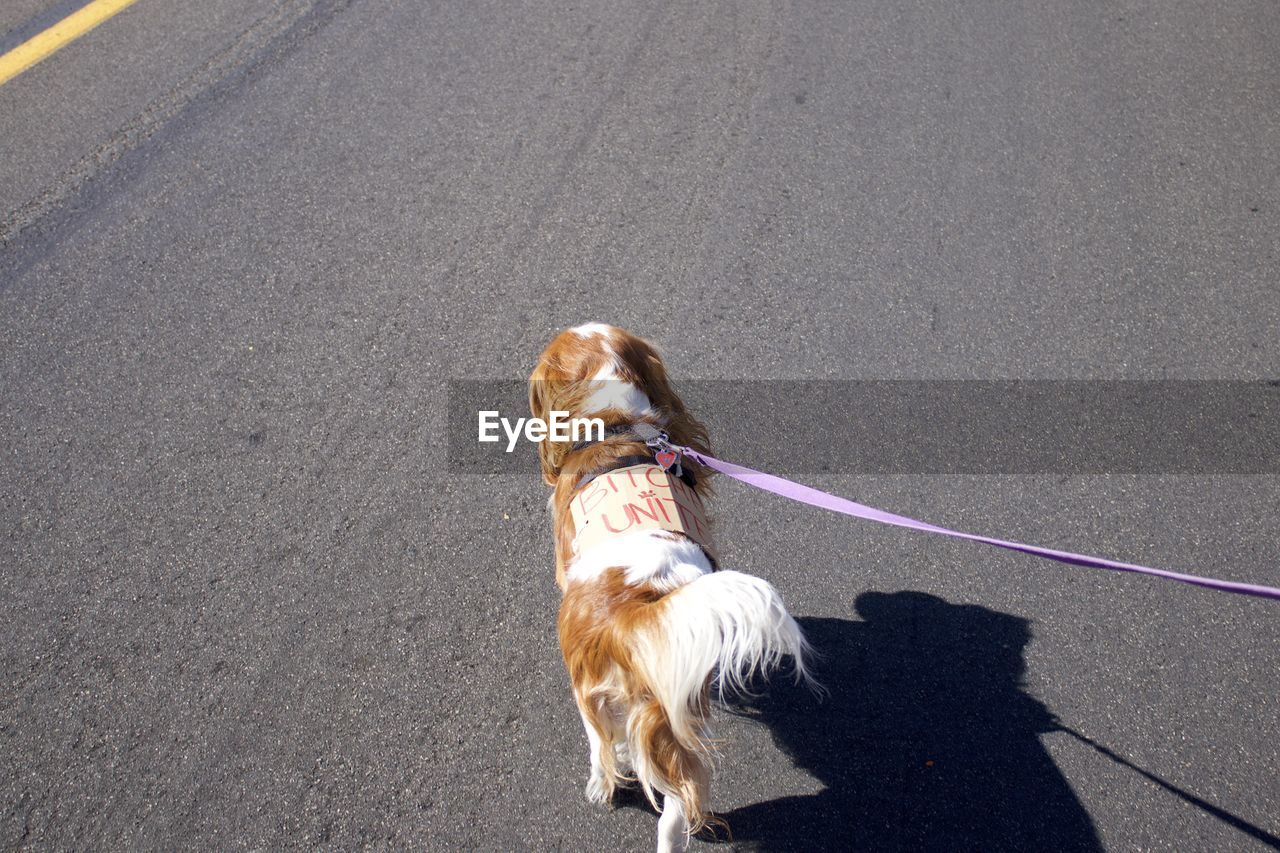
[715,590,1102,852]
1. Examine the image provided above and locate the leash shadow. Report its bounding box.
[714,591,1103,852]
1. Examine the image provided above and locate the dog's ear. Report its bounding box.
[528,361,549,421]
[612,332,712,457]
[528,361,562,486]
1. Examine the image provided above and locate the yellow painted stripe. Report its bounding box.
[0,0,142,87]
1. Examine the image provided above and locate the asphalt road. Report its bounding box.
[2,0,1278,850]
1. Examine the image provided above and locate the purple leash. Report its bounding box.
[637,428,1279,601]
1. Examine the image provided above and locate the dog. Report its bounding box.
[529,323,812,853]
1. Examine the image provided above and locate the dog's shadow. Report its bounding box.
[713,590,1103,852]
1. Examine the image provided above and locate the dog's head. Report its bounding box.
[528,323,708,486]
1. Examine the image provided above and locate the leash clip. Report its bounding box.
[632,423,683,479]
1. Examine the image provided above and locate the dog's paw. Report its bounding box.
[613,743,633,775]
[585,774,610,805]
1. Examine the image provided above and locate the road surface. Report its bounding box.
[2,0,1278,849]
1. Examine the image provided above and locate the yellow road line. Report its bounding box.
[0,0,142,87]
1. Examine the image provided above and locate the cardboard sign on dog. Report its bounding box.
[570,463,715,559]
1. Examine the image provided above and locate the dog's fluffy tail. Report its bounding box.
[625,570,813,827]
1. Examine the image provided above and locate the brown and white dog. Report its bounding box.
[529,323,812,853]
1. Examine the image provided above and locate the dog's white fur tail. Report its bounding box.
[632,570,812,759]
